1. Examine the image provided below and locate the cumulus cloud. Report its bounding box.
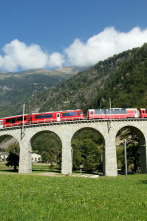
[0,39,64,71]
[48,52,65,67]
[0,27,147,71]
[65,27,147,67]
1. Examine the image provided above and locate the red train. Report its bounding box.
[31,109,85,124]
[0,108,147,128]
[0,109,85,128]
[88,108,147,119]
[88,108,139,119]
[0,114,29,128]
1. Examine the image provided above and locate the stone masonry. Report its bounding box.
[0,119,147,176]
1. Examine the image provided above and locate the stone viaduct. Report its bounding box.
[0,119,147,176]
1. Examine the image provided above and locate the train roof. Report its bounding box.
[0,114,29,119]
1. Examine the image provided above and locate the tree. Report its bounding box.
[6,143,20,172]
[6,152,19,172]
[32,132,62,170]
[72,129,103,173]
[82,139,101,173]
[116,129,140,173]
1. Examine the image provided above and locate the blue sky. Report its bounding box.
[0,0,147,72]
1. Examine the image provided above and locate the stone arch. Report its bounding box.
[30,129,62,172]
[0,133,20,171]
[0,134,19,145]
[30,130,61,144]
[71,126,105,174]
[30,129,63,150]
[115,125,146,173]
[71,126,105,144]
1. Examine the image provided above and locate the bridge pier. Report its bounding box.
[140,135,147,173]
[104,134,117,176]
[61,138,72,175]
[19,139,32,173]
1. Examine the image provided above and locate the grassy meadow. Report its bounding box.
[0,171,146,221]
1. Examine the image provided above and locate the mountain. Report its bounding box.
[0,44,146,117]
[0,66,86,117]
[26,43,147,114]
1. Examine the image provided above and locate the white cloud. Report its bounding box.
[65,27,147,67]
[48,52,65,67]
[0,39,64,71]
[0,27,147,71]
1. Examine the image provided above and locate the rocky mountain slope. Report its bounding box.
[0,66,86,117]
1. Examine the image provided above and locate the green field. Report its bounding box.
[0,172,146,221]
[0,162,60,173]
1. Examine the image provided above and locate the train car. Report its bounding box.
[0,114,29,128]
[87,108,139,120]
[60,110,85,121]
[139,108,147,118]
[31,109,85,124]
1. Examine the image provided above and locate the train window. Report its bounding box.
[121,109,126,114]
[46,114,53,118]
[95,110,100,115]
[35,115,41,119]
[37,114,53,119]
[63,113,69,117]
[102,109,106,114]
[69,112,75,116]
[146,109,147,113]
[114,109,120,114]
[108,109,113,114]
[6,117,24,123]
[78,112,80,116]
[6,119,11,123]
[0,120,3,125]
[12,119,16,123]
[80,112,83,115]
[16,116,25,121]
[91,111,93,115]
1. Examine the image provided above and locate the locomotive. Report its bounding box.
[0,108,147,128]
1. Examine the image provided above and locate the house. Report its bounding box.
[0,152,9,161]
[31,153,42,163]
[0,151,42,163]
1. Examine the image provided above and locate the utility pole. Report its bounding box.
[23,104,25,127]
[124,139,127,179]
[109,98,111,120]
[107,98,112,132]
[21,104,25,140]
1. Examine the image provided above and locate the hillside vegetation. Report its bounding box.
[0,67,84,117]
[26,43,147,114]
[0,44,146,117]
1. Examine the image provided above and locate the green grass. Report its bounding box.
[32,163,61,173]
[0,162,61,173]
[0,173,146,221]
[0,162,16,172]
